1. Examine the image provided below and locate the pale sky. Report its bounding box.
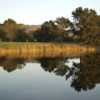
[0,0,100,25]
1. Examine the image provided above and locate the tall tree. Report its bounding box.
[2,19,18,41]
[72,7,100,45]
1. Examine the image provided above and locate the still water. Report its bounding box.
[0,53,100,100]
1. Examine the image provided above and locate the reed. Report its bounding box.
[0,42,96,58]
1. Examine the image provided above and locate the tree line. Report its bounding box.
[0,7,100,45]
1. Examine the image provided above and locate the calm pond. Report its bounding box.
[0,52,100,100]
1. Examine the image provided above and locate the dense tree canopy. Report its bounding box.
[0,7,100,45]
[72,7,100,45]
[33,18,72,42]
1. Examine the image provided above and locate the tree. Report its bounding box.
[2,18,18,41]
[34,21,61,42]
[55,17,72,29]
[72,7,100,45]
[16,29,33,42]
[33,17,72,42]
[0,25,8,41]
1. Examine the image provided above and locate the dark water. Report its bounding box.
[0,53,100,100]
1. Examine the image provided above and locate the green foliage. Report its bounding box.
[34,21,60,42]
[16,29,33,42]
[33,18,71,42]
[72,7,100,45]
[56,17,72,29]
[2,19,18,41]
[0,18,34,42]
[0,7,100,45]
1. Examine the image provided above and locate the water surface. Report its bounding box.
[0,53,100,100]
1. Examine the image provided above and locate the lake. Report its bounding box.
[0,43,99,100]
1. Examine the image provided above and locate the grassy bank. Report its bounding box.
[0,42,96,58]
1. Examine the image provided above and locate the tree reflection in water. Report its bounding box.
[70,53,100,92]
[0,57,26,72]
[39,58,70,76]
[0,53,99,92]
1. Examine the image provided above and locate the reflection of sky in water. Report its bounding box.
[65,58,80,68]
[0,58,99,100]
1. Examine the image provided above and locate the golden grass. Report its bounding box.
[0,42,96,58]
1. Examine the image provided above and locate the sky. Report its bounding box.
[0,0,100,25]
